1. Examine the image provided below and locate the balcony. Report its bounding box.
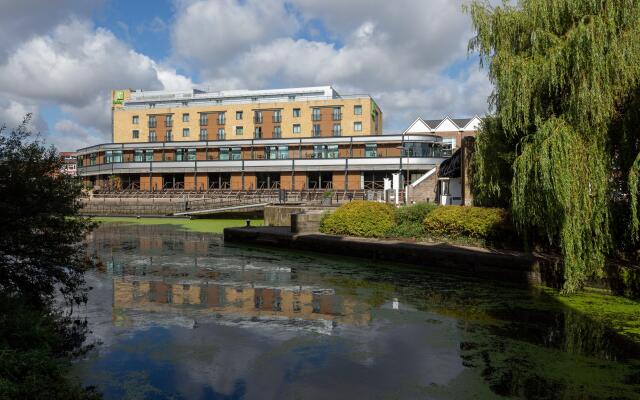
[312,129,321,137]
[165,120,173,128]
[312,114,321,121]
[272,115,282,123]
[254,116,263,124]
[199,134,208,141]
[332,113,342,121]
[217,133,225,140]
[148,121,157,128]
[254,132,263,139]
[217,117,226,125]
[199,117,208,126]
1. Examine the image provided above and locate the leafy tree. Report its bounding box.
[467,0,640,292]
[0,116,98,398]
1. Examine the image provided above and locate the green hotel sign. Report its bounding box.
[370,99,379,120]
[113,90,124,105]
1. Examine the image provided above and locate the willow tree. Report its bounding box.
[467,0,640,292]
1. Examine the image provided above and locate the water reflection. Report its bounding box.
[77,222,640,400]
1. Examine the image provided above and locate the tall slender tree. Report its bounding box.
[467,0,640,292]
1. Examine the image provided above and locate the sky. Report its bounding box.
[0,0,493,151]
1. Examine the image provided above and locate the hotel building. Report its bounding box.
[76,86,477,195]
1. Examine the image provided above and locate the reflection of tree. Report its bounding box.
[458,309,640,399]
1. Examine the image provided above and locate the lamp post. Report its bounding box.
[396,145,406,204]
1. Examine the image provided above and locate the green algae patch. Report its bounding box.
[547,287,640,340]
[91,217,263,234]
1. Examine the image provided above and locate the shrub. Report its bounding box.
[423,206,512,240]
[395,202,438,224]
[386,203,439,238]
[320,201,395,238]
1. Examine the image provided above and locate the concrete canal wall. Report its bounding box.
[224,226,551,284]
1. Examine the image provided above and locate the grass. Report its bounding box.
[91,217,263,233]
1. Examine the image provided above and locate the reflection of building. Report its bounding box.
[113,278,371,327]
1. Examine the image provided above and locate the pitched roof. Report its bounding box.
[451,118,472,129]
[423,119,443,128]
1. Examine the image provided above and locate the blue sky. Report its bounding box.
[0,0,491,150]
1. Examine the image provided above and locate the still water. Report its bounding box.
[76,222,640,400]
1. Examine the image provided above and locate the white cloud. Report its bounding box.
[171,0,299,75]
[172,0,490,132]
[0,18,193,150]
[0,0,102,56]
[0,0,492,150]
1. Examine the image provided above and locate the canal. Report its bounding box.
[75,220,640,399]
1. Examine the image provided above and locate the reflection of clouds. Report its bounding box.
[80,223,469,399]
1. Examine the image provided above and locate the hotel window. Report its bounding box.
[312,108,321,121]
[132,115,139,124]
[236,111,243,120]
[149,130,157,142]
[312,124,321,137]
[218,128,225,139]
[219,147,230,160]
[273,126,282,138]
[293,108,301,117]
[89,153,96,166]
[332,107,341,121]
[199,113,208,126]
[134,150,153,162]
[105,150,122,164]
[327,145,339,159]
[254,111,263,124]
[354,105,362,115]
[332,124,342,136]
[365,144,378,158]
[353,121,362,132]
[272,110,282,123]
[165,130,173,141]
[148,115,156,128]
[182,113,189,122]
[182,128,190,137]
[132,130,139,139]
[265,146,289,160]
[217,112,226,124]
[199,128,208,141]
[292,124,301,134]
[235,126,243,135]
[176,148,196,161]
[254,126,262,139]
[231,147,241,160]
[165,115,173,127]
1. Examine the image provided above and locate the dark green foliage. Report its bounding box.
[0,294,101,400]
[320,201,395,238]
[467,0,640,291]
[471,116,516,208]
[0,116,98,398]
[423,206,512,241]
[387,202,438,238]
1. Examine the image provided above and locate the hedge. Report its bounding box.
[320,201,395,238]
[387,202,439,238]
[423,206,512,240]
